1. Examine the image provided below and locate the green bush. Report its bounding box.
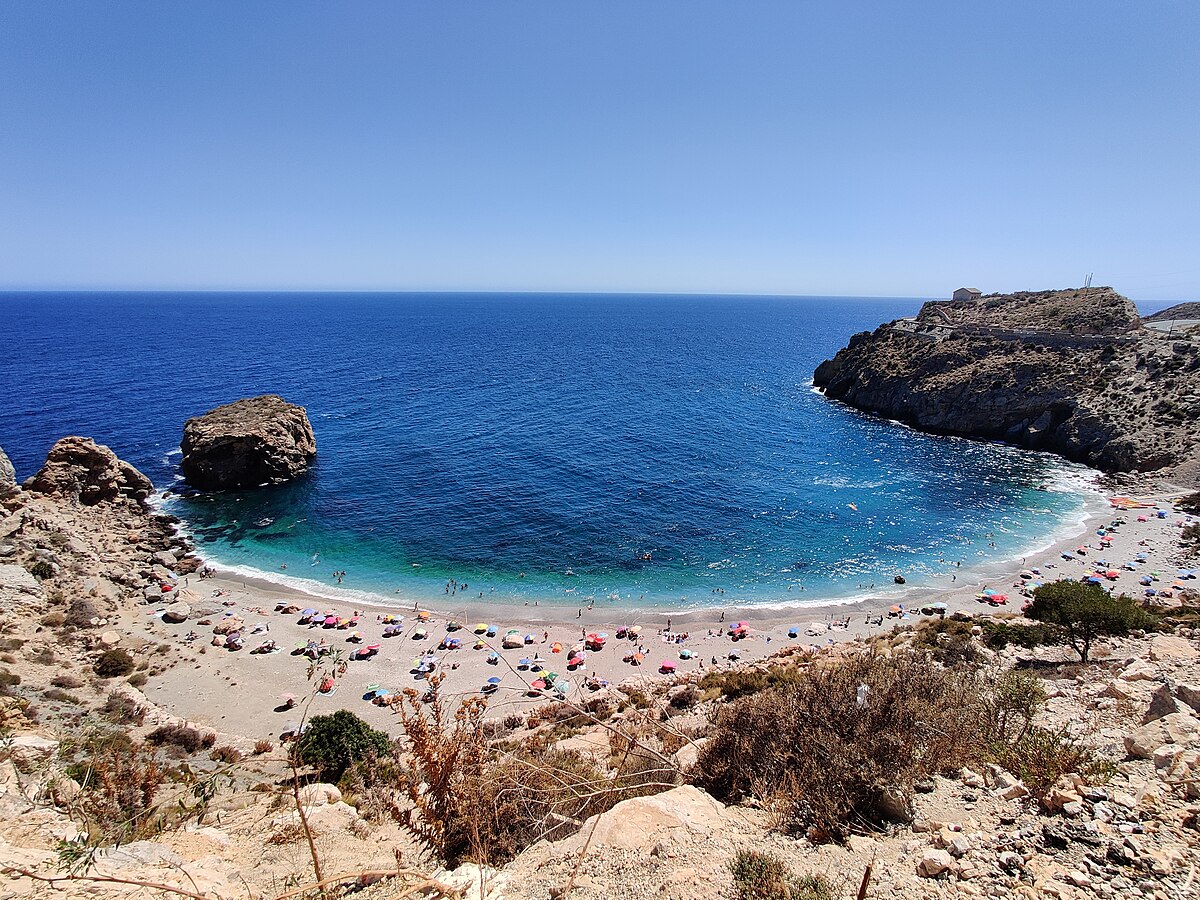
[28,560,54,580]
[981,620,1062,651]
[94,649,135,678]
[146,724,215,754]
[1026,581,1158,662]
[293,710,391,782]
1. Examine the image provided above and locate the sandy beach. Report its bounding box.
[135,485,1198,743]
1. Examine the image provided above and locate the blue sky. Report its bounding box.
[1,2,1196,300]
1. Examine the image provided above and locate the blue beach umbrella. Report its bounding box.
[486,676,501,684]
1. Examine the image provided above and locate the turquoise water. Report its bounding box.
[0,291,1097,611]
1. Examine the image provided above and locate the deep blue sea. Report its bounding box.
[0,292,1106,611]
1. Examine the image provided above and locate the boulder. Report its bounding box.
[162,602,191,624]
[1119,659,1158,682]
[1149,635,1198,663]
[212,616,244,636]
[296,783,341,807]
[1144,683,1181,722]
[1173,682,1200,714]
[23,437,153,505]
[917,848,954,878]
[1124,712,1199,759]
[180,395,316,490]
[0,445,16,498]
[544,785,729,854]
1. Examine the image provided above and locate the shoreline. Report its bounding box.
[158,471,1109,623]
[131,479,1198,743]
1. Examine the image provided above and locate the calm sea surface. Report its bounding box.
[0,292,1100,611]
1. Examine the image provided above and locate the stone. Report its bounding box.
[987,765,1031,800]
[947,834,972,857]
[1061,801,1084,818]
[154,550,178,568]
[541,785,729,854]
[917,848,955,878]
[1148,635,1197,662]
[99,630,122,646]
[180,395,316,490]
[163,602,191,624]
[1173,682,1200,713]
[296,783,341,806]
[876,784,915,823]
[960,767,985,788]
[212,616,244,636]
[1118,660,1158,682]
[0,445,16,498]
[1124,712,1198,758]
[23,437,153,505]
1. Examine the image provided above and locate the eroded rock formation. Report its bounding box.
[23,437,153,505]
[813,287,1200,480]
[180,395,316,490]
[0,446,16,499]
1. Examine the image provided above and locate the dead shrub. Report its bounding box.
[729,849,835,900]
[146,725,215,754]
[209,745,242,764]
[394,675,674,867]
[72,742,164,843]
[694,652,982,842]
[253,739,274,755]
[51,674,84,689]
[101,691,144,725]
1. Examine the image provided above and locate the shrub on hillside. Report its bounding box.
[72,741,165,843]
[981,620,1062,651]
[292,709,391,782]
[93,649,135,678]
[729,849,835,900]
[694,652,982,842]
[146,724,215,754]
[1026,580,1158,662]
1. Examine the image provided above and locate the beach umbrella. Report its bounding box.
[366,643,381,652]
[659,661,677,673]
[554,680,570,695]
[932,602,948,612]
[447,621,462,631]
[300,608,318,617]
[1140,576,1153,586]
[551,642,563,653]
[486,676,501,685]
[487,652,500,664]
[280,692,296,704]
[413,628,428,640]
[1086,576,1103,584]
[631,653,644,665]
[517,657,531,669]
[417,610,430,621]
[473,639,486,650]
[530,679,546,690]
[474,623,488,633]
[787,627,799,638]
[679,648,694,659]
[524,633,536,644]
[1145,589,1158,597]
[629,625,642,636]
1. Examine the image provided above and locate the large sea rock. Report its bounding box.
[23,437,154,505]
[0,445,17,498]
[180,395,316,490]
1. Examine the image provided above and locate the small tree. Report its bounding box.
[1026,580,1157,662]
[292,710,390,782]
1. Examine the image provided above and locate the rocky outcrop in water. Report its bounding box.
[813,287,1200,482]
[180,395,316,491]
[23,437,153,505]
[0,446,16,499]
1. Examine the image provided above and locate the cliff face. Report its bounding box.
[23,436,154,505]
[180,395,316,491]
[813,288,1200,480]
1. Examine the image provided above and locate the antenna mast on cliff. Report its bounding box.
[1083,273,1093,289]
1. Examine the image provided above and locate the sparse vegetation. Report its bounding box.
[146,724,216,754]
[729,849,835,900]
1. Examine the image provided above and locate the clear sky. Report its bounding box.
[1,2,1196,300]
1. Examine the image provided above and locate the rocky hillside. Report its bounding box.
[814,287,1200,483]
[1145,303,1200,322]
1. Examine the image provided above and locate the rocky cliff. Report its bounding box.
[0,445,16,499]
[180,395,316,490]
[813,287,1200,481]
[23,436,154,505]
